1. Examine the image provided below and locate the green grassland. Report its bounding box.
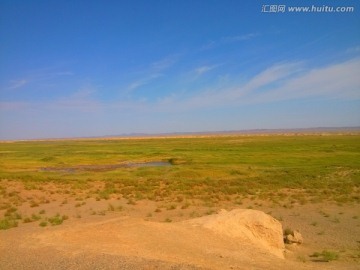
[1,134,359,207]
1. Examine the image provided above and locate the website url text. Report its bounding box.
[261,5,355,13]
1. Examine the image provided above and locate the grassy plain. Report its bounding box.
[1,134,359,206]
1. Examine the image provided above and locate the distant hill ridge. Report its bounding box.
[8,126,357,142]
[98,126,360,138]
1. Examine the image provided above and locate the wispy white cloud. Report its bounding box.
[7,69,73,91]
[202,32,259,50]
[256,58,360,102]
[236,62,303,95]
[151,57,360,111]
[221,33,259,43]
[194,64,219,76]
[128,81,146,91]
[9,79,28,89]
[174,61,303,109]
[52,71,74,76]
[127,73,163,91]
[150,56,178,71]
[347,45,360,54]
[126,56,177,92]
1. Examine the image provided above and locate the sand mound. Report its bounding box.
[2,209,293,269]
[185,209,285,258]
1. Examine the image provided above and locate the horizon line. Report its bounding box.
[1,126,360,142]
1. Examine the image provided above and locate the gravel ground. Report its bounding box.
[1,245,206,270]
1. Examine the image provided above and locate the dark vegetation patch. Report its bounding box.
[40,161,171,173]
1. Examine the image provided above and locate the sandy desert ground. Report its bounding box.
[1,186,359,270]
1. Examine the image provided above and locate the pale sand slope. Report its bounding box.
[1,209,358,270]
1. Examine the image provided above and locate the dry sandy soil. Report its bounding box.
[1,180,360,269]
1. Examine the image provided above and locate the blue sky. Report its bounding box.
[1,0,359,140]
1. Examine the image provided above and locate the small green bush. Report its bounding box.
[23,217,33,223]
[0,218,18,230]
[48,214,67,226]
[310,250,339,262]
[39,221,48,227]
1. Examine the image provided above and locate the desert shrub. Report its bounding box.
[310,250,339,262]
[0,218,18,230]
[39,221,48,227]
[48,214,67,226]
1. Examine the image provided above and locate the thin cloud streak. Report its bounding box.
[150,56,178,71]
[221,33,259,42]
[9,79,28,89]
[127,73,163,91]
[202,32,259,50]
[256,58,360,102]
[233,62,304,97]
[194,64,219,76]
[153,58,360,112]
[6,69,74,91]
[126,55,177,92]
[347,45,360,54]
[169,61,304,110]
